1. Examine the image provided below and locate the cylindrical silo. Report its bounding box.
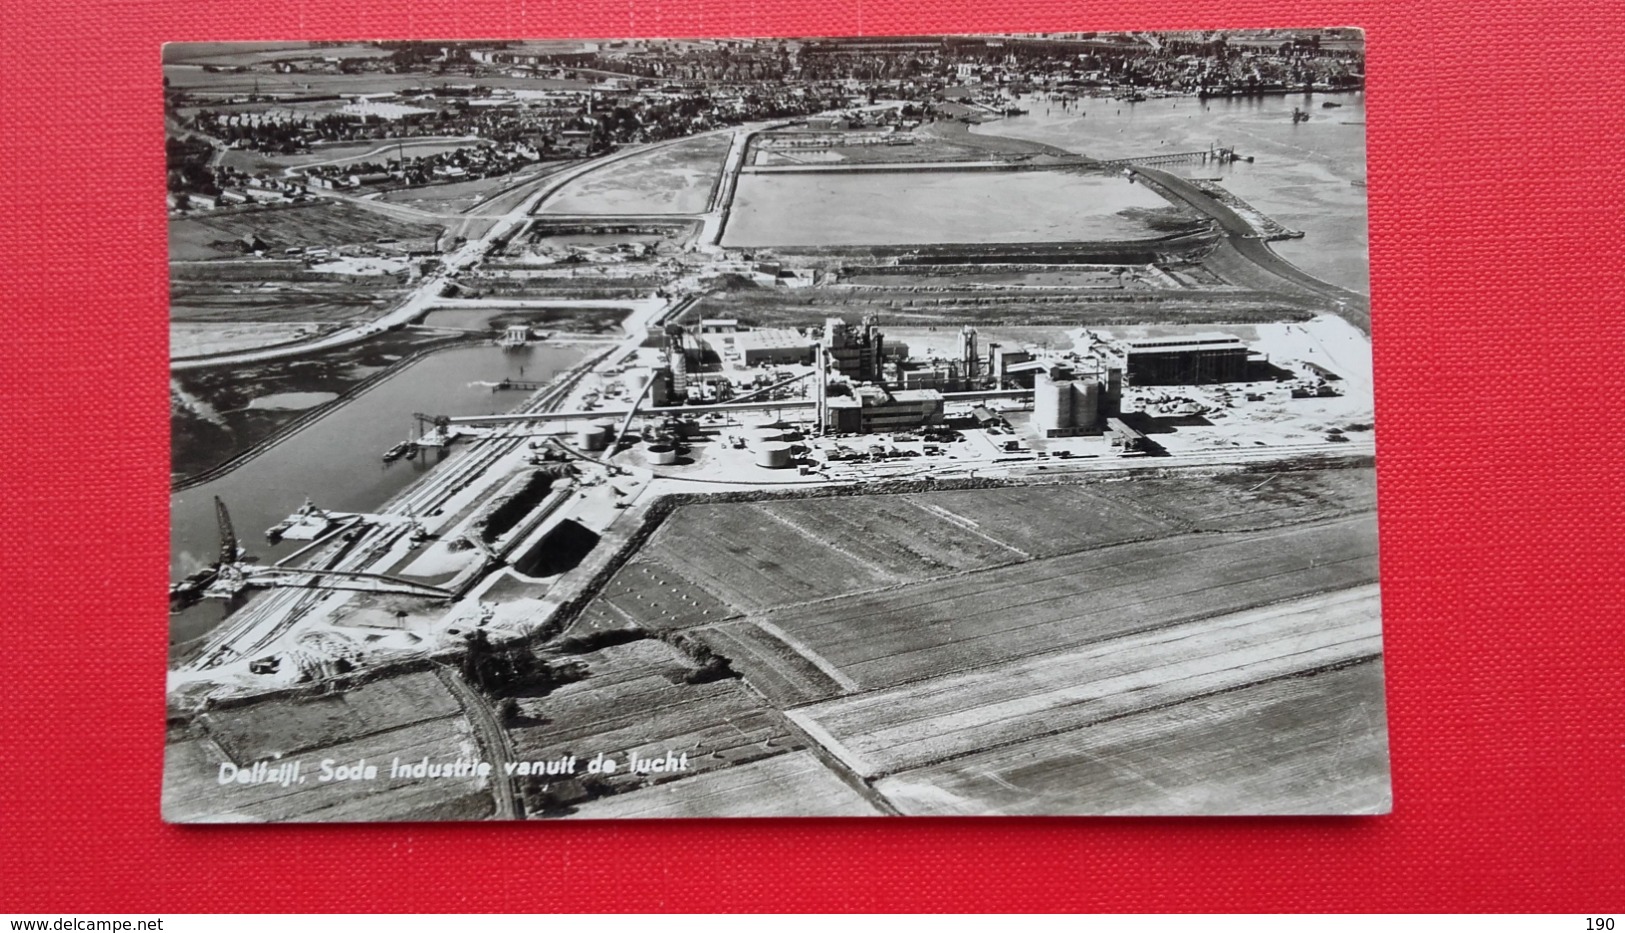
[1033,372,1072,434]
[1071,379,1100,429]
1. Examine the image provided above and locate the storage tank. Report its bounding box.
[755,441,792,469]
[748,427,783,448]
[646,444,678,466]
[585,419,618,451]
[575,425,605,451]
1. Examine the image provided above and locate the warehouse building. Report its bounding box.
[824,386,944,434]
[1121,334,1248,385]
[734,328,813,366]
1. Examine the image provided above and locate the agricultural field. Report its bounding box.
[874,654,1391,816]
[1122,467,1379,531]
[162,671,494,822]
[538,134,730,215]
[565,750,880,818]
[169,278,408,326]
[791,584,1382,777]
[552,465,1385,814]
[745,513,1376,692]
[501,639,806,808]
[572,469,1373,640]
[168,200,444,260]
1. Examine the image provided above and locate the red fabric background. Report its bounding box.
[3,0,1623,913]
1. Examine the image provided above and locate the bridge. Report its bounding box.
[1099,148,1243,169]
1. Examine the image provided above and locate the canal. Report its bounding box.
[170,341,586,645]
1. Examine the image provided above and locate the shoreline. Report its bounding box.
[171,336,482,493]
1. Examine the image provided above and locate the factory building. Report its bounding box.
[734,328,814,366]
[989,345,1038,387]
[1033,367,1102,437]
[824,386,945,434]
[823,316,886,382]
[890,358,962,391]
[1121,334,1248,385]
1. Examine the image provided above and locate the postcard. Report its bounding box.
[164,30,1387,820]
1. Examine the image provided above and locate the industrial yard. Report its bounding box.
[165,31,1385,820]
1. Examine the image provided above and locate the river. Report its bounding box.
[170,341,585,645]
[973,90,1370,294]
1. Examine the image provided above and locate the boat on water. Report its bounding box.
[382,441,411,462]
[169,566,220,610]
[403,444,419,461]
[264,496,335,544]
[1322,101,1343,108]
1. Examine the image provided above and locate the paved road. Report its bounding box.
[435,663,522,820]
[1131,165,1371,330]
[171,130,744,372]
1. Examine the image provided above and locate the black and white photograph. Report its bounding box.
[163,29,1387,821]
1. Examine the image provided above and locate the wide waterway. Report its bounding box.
[974,91,1370,294]
[170,341,585,645]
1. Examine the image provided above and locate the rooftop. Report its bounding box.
[1123,333,1247,353]
[732,328,809,350]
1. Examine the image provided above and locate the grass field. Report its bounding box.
[169,201,443,260]
[538,135,729,215]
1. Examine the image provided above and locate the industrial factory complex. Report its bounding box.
[165,32,1385,822]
